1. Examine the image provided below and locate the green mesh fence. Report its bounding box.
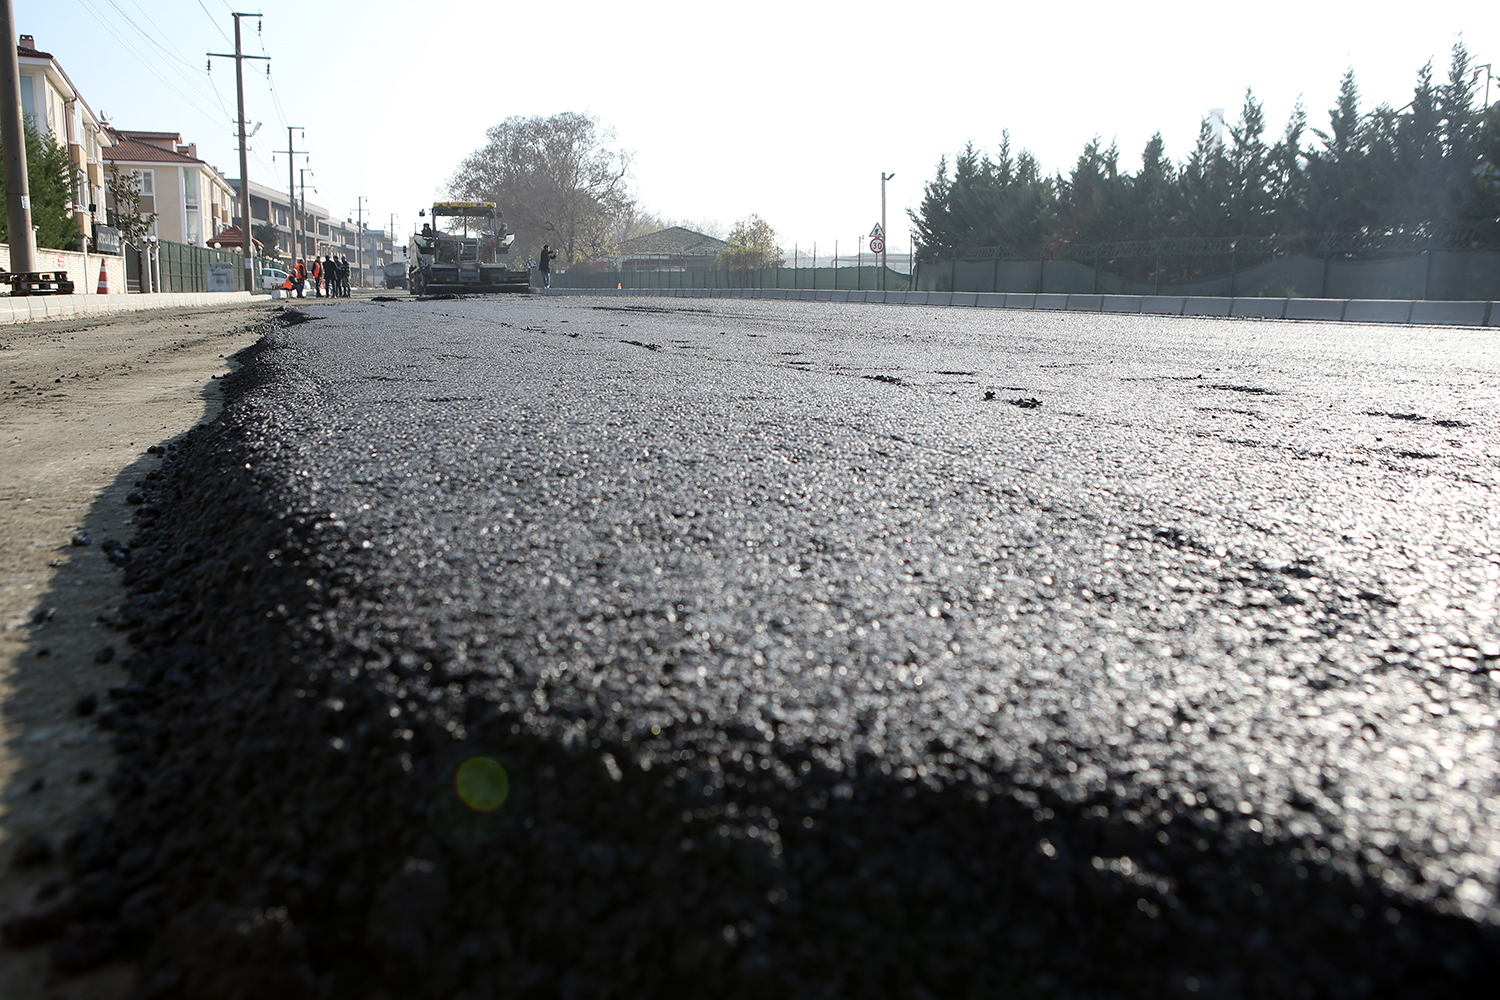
[157,240,249,293]
[553,266,911,293]
[913,249,1500,300]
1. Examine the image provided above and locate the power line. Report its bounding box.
[112,0,203,72]
[72,0,229,130]
[195,0,232,44]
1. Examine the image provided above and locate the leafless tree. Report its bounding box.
[449,112,634,264]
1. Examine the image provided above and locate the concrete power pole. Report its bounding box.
[209,13,268,292]
[298,167,310,257]
[356,195,365,288]
[277,125,302,263]
[0,0,36,274]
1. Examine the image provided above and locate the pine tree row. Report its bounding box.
[911,45,1500,260]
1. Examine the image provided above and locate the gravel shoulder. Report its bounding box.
[0,302,273,998]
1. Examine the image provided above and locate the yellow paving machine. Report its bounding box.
[408,201,528,294]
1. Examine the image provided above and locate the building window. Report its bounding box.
[138,169,154,196]
[18,73,34,126]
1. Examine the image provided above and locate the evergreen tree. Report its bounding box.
[253,221,284,263]
[1058,139,1127,243]
[1305,69,1377,232]
[1119,134,1179,239]
[1380,59,1447,228]
[1225,90,1275,234]
[910,44,1495,255]
[1177,116,1234,236]
[1470,103,1500,244]
[0,120,83,250]
[1267,104,1309,233]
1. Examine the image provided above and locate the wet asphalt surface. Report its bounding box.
[14,294,1500,997]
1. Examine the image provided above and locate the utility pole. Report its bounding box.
[356,195,365,288]
[0,0,36,274]
[276,125,303,264]
[298,167,311,257]
[209,12,268,292]
[881,171,895,292]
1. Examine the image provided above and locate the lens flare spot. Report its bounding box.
[455,756,509,812]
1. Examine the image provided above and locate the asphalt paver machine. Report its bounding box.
[408,201,528,294]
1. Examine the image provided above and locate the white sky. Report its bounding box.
[20,0,1497,256]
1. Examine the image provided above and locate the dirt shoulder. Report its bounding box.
[0,302,275,998]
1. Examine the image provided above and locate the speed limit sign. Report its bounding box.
[869,237,885,254]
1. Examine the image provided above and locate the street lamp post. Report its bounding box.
[881,171,895,291]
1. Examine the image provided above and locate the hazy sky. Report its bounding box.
[20,0,1497,255]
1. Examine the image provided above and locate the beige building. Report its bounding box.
[16,33,110,249]
[103,130,237,247]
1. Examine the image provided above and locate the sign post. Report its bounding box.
[879,171,895,291]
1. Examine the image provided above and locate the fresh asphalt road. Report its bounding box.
[93,292,1500,995]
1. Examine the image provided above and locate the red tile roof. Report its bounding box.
[207,226,258,251]
[103,134,205,165]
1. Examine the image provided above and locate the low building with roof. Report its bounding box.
[103,129,237,247]
[617,227,729,271]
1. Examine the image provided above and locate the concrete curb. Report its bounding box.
[547,287,1500,327]
[1,291,257,325]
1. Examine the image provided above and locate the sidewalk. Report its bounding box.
[1,291,258,326]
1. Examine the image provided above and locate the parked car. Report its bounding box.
[260,266,291,290]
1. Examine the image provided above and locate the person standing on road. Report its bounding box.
[293,259,306,298]
[538,244,557,290]
[340,256,351,296]
[310,257,322,297]
[324,256,338,298]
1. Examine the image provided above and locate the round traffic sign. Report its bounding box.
[869,238,885,254]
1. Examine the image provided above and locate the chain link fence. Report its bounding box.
[913,231,1500,301]
[555,263,912,293]
[154,240,248,293]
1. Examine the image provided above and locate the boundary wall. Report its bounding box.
[1,243,126,295]
[541,287,1499,327]
[1,290,256,325]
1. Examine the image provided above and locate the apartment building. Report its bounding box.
[16,33,110,249]
[228,178,397,281]
[103,130,237,246]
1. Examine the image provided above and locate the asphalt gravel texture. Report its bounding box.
[12,295,1500,998]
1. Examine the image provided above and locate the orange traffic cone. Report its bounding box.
[617,282,622,289]
[97,259,109,295]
